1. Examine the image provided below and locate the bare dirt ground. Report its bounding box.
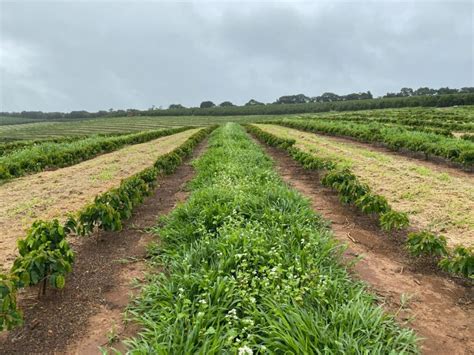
[256,124,474,248]
[0,128,201,272]
[0,139,207,354]
[259,142,473,355]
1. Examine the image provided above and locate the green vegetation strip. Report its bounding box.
[305,106,474,133]
[0,126,216,331]
[0,127,193,181]
[124,123,417,353]
[0,133,128,157]
[247,125,473,279]
[270,119,474,169]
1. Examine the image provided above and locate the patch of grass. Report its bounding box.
[409,166,431,176]
[92,164,120,182]
[437,173,451,182]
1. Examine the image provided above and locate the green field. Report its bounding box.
[0,115,280,142]
[1,106,472,353]
[2,106,473,143]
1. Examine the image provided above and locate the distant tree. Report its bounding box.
[414,87,437,96]
[384,92,401,98]
[437,87,458,95]
[343,92,370,101]
[276,94,311,104]
[69,111,90,119]
[245,99,265,106]
[169,104,185,109]
[200,101,216,108]
[460,87,474,93]
[126,109,139,116]
[363,91,373,99]
[319,92,341,102]
[400,87,414,97]
[219,101,235,107]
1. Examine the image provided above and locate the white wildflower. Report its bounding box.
[238,345,253,355]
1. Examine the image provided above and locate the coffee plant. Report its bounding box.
[0,273,22,331]
[11,220,75,294]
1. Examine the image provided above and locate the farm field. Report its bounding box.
[255,124,474,248]
[3,1,474,352]
[0,114,279,142]
[4,105,473,143]
[0,116,58,126]
[0,118,175,142]
[0,108,473,354]
[301,105,474,133]
[0,128,200,271]
[0,127,190,180]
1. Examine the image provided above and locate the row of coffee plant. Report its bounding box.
[269,119,474,168]
[247,125,473,279]
[124,123,418,353]
[0,127,193,180]
[309,108,474,133]
[0,133,130,157]
[0,126,215,331]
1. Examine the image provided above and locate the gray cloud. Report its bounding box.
[0,0,472,112]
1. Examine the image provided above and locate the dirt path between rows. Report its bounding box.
[0,140,207,355]
[260,142,473,355]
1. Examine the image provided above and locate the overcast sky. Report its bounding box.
[0,0,472,112]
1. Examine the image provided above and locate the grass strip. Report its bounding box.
[125,123,418,353]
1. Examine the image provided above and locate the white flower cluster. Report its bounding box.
[238,345,253,355]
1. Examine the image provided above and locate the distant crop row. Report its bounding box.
[309,106,474,132]
[0,127,192,181]
[0,127,215,330]
[0,133,130,156]
[125,123,418,353]
[247,124,473,279]
[271,119,474,169]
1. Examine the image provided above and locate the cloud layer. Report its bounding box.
[1,1,472,111]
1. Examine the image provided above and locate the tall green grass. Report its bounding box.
[125,123,418,353]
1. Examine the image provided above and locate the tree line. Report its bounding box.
[2,87,473,120]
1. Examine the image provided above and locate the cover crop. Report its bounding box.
[126,123,418,353]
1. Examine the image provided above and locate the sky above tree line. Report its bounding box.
[0,0,472,112]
